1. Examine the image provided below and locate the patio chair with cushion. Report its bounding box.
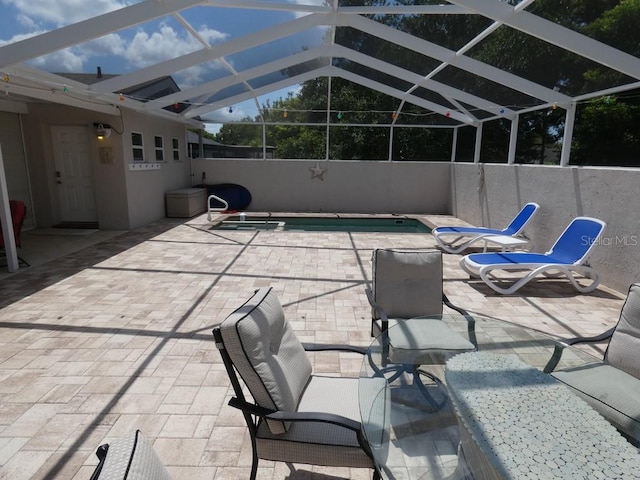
[366,248,476,410]
[460,216,606,295]
[89,430,172,480]
[544,283,640,443]
[432,202,539,254]
[213,287,386,480]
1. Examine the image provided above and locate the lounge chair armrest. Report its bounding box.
[543,327,614,373]
[302,343,367,355]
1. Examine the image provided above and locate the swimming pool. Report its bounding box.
[211,216,432,233]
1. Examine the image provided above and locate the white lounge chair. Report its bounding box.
[432,203,539,254]
[460,216,606,295]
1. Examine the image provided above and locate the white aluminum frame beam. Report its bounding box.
[331,67,473,124]
[448,0,640,80]
[344,14,571,106]
[0,0,207,68]
[187,66,334,118]
[91,12,331,95]
[334,46,515,119]
[0,144,18,272]
[146,46,332,110]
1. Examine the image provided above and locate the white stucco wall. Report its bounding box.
[191,159,452,214]
[122,111,191,229]
[21,105,192,230]
[451,163,640,292]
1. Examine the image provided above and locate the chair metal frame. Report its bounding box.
[366,248,476,411]
[213,326,382,480]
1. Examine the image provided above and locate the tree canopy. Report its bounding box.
[211,0,640,166]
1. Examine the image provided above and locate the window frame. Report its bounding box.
[154,135,165,162]
[131,131,145,162]
[172,137,181,162]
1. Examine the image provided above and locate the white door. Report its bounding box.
[51,126,97,223]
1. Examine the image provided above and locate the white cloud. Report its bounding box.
[197,26,228,45]
[0,29,46,47]
[4,0,127,27]
[124,23,227,68]
[16,13,38,30]
[30,49,85,72]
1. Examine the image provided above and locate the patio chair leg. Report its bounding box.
[413,368,448,412]
[249,450,258,480]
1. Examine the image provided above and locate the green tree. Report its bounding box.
[213,0,640,165]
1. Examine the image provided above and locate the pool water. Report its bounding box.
[211,216,431,233]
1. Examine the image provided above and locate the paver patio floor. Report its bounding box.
[0,214,626,479]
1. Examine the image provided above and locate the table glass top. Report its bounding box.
[358,313,630,480]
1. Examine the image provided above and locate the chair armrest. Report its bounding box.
[229,396,364,432]
[228,397,373,456]
[443,293,477,347]
[89,443,109,480]
[543,327,614,373]
[562,327,615,346]
[302,343,367,355]
[269,410,376,462]
[365,287,389,335]
[267,410,362,433]
[443,293,470,317]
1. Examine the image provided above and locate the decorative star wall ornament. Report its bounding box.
[309,162,327,180]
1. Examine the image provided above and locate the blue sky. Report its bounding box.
[0,0,325,130]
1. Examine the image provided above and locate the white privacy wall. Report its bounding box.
[191,158,639,293]
[450,163,640,293]
[192,159,452,214]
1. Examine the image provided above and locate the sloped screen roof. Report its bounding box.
[1,0,639,163]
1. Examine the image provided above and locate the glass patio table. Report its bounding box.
[358,314,640,480]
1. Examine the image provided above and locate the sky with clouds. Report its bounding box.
[0,0,326,127]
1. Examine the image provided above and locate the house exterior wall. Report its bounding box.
[451,163,640,293]
[191,159,451,214]
[19,104,191,230]
[121,110,191,229]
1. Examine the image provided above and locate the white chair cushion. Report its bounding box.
[372,249,443,320]
[606,283,640,379]
[386,318,475,364]
[219,287,312,434]
[255,375,386,469]
[94,430,172,480]
[552,363,640,440]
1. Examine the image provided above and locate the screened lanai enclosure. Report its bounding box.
[1,0,639,166]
